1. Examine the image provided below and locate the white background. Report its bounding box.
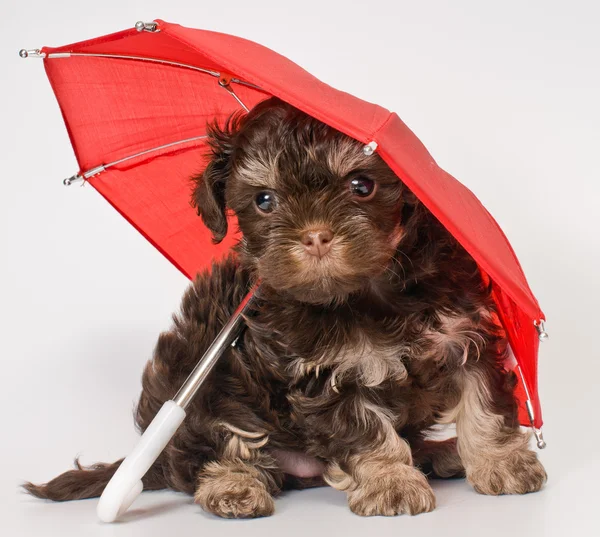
[2,1,599,536]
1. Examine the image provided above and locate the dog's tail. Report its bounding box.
[23,458,167,501]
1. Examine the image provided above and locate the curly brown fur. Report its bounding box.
[26,98,545,516]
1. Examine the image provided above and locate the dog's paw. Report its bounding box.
[468,450,547,495]
[195,461,275,518]
[195,477,275,518]
[348,466,436,516]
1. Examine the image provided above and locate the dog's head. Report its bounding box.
[192,98,417,304]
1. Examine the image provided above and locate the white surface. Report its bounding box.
[97,401,186,522]
[2,1,599,536]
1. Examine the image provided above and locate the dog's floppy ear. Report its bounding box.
[191,114,243,243]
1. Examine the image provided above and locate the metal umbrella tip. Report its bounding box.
[19,49,28,58]
[63,174,83,186]
[535,321,549,342]
[534,428,546,449]
[363,141,378,156]
[135,21,158,32]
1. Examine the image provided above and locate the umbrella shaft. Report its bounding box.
[173,285,258,409]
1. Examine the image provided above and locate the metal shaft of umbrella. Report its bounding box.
[172,286,258,409]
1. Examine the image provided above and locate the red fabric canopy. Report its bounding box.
[39,19,544,428]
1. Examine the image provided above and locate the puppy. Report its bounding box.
[25,97,546,517]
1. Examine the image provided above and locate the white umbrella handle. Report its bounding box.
[97,401,186,522]
[97,286,258,522]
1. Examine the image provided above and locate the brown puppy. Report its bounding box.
[25,98,546,517]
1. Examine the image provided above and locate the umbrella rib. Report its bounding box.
[65,135,209,184]
[230,78,263,91]
[105,135,209,170]
[515,362,546,449]
[221,83,250,112]
[48,52,220,76]
[46,52,263,89]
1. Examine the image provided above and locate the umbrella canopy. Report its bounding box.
[31,19,545,430]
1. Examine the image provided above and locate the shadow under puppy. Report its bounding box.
[25,97,546,517]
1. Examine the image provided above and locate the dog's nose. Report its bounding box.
[300,228,334,258]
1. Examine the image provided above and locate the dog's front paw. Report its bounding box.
[195,461,275,518]
[348,465,436,516]
[468,450,547,495]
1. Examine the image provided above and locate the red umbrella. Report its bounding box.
[21,18,547,519]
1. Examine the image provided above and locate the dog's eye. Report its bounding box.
[255,191,277,213]
[349,176,377,199]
